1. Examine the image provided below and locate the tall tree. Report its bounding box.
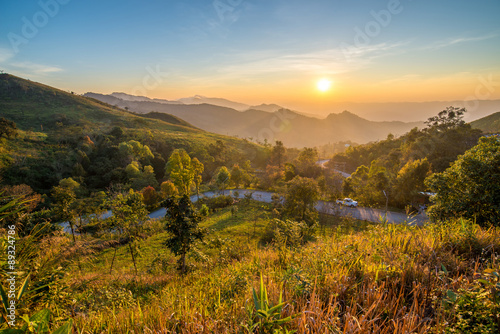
[393,158,432,206]
[106,190,149,274]
[216,166,231,193]
[162,195,205,274]
[52,178,80,242]
[271,141,286,168]
[165,149,204,195]
[284,176,320,226]
[425,137,500,226]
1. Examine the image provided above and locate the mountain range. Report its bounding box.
[84,92,426,147]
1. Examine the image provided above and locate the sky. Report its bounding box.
[1,0,500,117]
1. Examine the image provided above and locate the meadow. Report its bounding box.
[7,199,499,333]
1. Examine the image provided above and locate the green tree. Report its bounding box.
[106,190,149,274]
[165,149,203,195]
[162,195,205,274]
[425,106,466,132]
[230,164,244,189]
[393,158,432,206]
[216,166,231,193]
[160,180,179,199]
[295,148,321,178]
[118,140,154,162]
[284,176,319,226]
[271,141,286,168]
[52,178,80,242]
[425,137,500,225]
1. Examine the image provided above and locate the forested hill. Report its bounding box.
[0,74,267,193]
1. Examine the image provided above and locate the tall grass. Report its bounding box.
[5,199,499,333]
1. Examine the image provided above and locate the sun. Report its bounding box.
[317,79,331,92]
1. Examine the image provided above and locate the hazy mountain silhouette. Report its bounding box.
[84,92,425,147]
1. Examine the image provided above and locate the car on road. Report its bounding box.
[336,198,358,207]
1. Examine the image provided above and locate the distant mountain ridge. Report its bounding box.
[84,92,425,147]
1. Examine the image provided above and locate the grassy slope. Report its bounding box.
[471,111,500,133]
[54,200,500,333]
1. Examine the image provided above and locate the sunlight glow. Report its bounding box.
[317,79,331,92]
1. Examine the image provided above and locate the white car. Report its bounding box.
[336,198,358,207]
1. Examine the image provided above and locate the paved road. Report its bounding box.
[178,189,428,226]
[60,188,428,233]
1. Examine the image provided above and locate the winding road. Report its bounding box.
[61,160,429,233]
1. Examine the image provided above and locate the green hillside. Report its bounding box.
[471,111,500,133]
[0,74,267,193]
[0,73,197,133]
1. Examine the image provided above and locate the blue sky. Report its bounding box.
[1,0,499,114]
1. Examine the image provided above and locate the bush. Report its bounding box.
[197,195,234,211]
[260,218,315,247]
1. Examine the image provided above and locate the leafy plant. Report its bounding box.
[246,273,295,333]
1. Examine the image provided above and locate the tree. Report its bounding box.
[215,166,231,193]
[52,178,80,242]
[0,117,18,138]
[295,148,321,178]
[165,149,203,195]
[142,186,159,208]
[230,164,244,189]
[425,106,466,132]
[160,180,179,199]
[118,140,154,162]
[425,137,500,225]
[162,195,205,274]
[271,141,286,168]
[393,158,431,207]
[106,190,149,274]
[283,176,320,226]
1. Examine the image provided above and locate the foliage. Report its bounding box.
[160,180,179,199]
[162,195,205,273]
[0,117,18,138]
[215,166,231,192]
[393,158,431,206]
[247,273,295,333]
[165,149,203,195]
[197,195,234,211]
[424,106,466,132]
[283,177,319,226]
[105,190,149,274]
[261,219,315,247]
[425,136,500,225]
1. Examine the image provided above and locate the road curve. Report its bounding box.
[152,189,429,226]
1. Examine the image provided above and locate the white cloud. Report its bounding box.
[213,41,408,79]
[9,61,63,74]
[0,48,14,63]
[423,34,498,50]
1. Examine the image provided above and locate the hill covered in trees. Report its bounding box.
[0,74,268,194]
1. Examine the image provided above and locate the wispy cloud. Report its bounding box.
[213,41,408,79]
[423,34,498,50]
[0,48,14,63]
[9,61,63,74]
